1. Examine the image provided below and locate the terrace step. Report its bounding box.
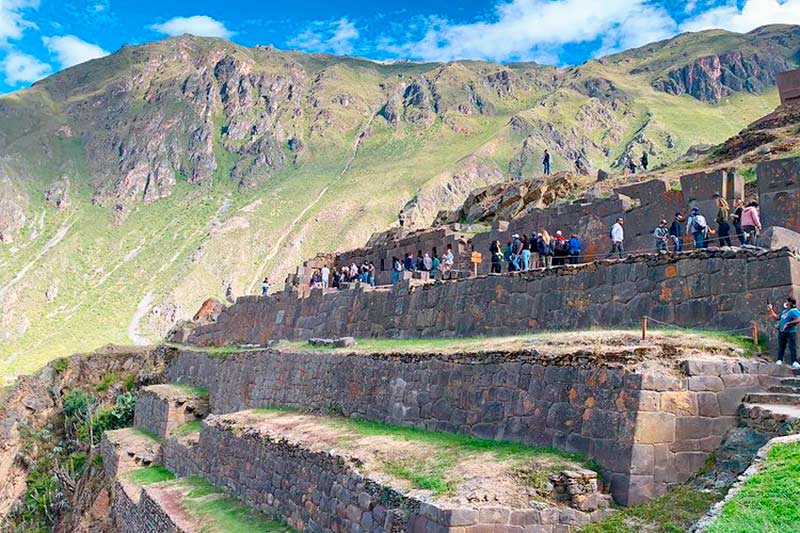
[738,403,800,434]
[767,384,800,394]
[179,409,614,532]
[133,384,209,439]
[743,392,800,406]
[100,427,162,479]
[114,468,291,533]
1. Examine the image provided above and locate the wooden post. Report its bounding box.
[641,316,648,341]
[752,321,759,349]
[473,262,478,278]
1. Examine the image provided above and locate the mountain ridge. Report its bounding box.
[0,25,797,379]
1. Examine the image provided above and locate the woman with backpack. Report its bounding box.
[741,201,762,246]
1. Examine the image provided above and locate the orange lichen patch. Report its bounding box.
[568,387,578,400]
[615,391,628,410]
[660,285,672,302]
[528,318,539,329]
[584,397,596,409]
[664,264,678,278]
[495,284,506,301]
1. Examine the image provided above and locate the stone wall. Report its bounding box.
[470,169,742,269]
[310,157,799,281]
[757,157,800,235]
[113,482,185,533]
[165,348,788,505]
[185,249,800,350]
[197,416,420,532]
[132,385,209,439]
[190,415,605,532]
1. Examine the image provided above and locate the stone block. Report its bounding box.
[634,412,676,444]
[629,444,655,476]
[687,375,724,392]
[696,392,721,417]
[660,392,698,416]
[641,373,683,391]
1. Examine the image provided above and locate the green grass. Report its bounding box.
[95,372,119,392]
[706,441,800,533]
[334,416,596,494]
[126,466,176,485]
[580,487,721,533]
[132,428,161,442]
[171,384,209,398]
[175,477,293,532]
[173,420,202,436]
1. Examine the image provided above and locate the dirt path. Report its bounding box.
[247,113,377,293]
[127,292,153,345]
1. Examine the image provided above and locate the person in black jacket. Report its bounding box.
[669,213,683,252]
[641,152,649,171]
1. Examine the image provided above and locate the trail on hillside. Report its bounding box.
[0,216,75,301]
[127,292,153,345]
[247,114,377,294]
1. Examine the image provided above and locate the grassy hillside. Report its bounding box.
[0,27,793,380]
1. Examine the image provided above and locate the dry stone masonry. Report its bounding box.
[183,248,800,352]
[165,347,791,505]
[132,384,209,439]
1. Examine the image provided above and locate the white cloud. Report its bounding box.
[0,0,39,44]
[42,35,108,68]
[288,18,360,56]
[681,0,800,33]
[149,15,233,39]
[1,50,50,84]
[377,0,678,63]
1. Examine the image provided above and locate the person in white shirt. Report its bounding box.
[606,217,625,259]
[321,265,330,289]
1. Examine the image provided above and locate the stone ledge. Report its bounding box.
[133,384,209,439]
[100,428,161,479]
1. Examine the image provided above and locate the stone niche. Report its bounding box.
[165,349,787,506]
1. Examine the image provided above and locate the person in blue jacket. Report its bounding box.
[568,234,582,264]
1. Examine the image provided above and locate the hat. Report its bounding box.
[691,207,699,213]
[512,233,520,238]
[556,230,562,235]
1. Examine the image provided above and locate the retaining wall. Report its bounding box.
[165,349,789,505]
[190,415,606,532]
[113,483,184,533]
[185,249,800,349]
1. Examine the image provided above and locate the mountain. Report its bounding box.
[0,25,798,379]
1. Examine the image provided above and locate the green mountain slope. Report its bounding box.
[0,25,796,379]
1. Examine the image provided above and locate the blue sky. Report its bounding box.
[1,0,800,93]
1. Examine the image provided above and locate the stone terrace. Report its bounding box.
[164,337,793,505]
[182,248,800,350]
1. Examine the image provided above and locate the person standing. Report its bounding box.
[715,196,732,247]
[686,207,708,249]
[767,297,800,369]
[511,234,523,271]
[422,253,433,272]
[654,220,669,252]
[404,253,414,273]
[260,278,270,296]
[542,149,551,175]
[443,245,455,275]
[568,233,582,264]
[431,255,441,278]
[731,198,745,245]
[669,213,684,252]
[607,218,625,259]
[521,234,532,271]
[490,240,502,274]
[503,241,514,272]
[640,152,649,171]
[539,230,554,269]
[321,265,330,289]
[531,233,542,269]
[391,256,402,284]
[741,201,762,246]
[627,159,636,175]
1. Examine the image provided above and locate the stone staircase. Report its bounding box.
[102,382,617,532]
[740,375,800,434]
